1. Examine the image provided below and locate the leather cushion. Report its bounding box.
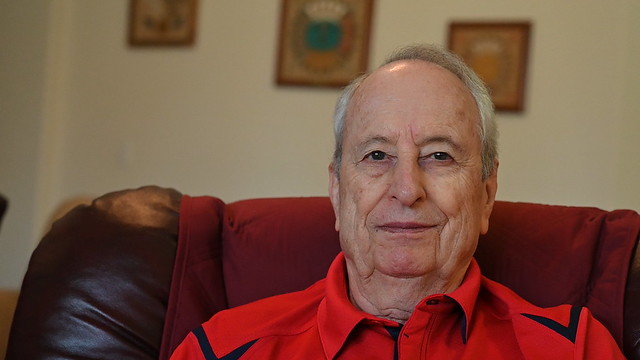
[6,186,181,360]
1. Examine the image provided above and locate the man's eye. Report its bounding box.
[432,152,451,161]
[368,151,387,161]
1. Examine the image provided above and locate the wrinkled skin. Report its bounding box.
[329,60,498,323]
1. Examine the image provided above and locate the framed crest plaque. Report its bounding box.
[448,22,531,111]
[276,0,374,87]
[129,0,198,46]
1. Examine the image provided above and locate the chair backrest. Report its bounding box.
[162,195,640,360]
[160,196,342,359]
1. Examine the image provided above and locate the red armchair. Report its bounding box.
[6,186,640,359]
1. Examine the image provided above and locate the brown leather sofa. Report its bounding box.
[0,193,7,229]
[6,186,640,359]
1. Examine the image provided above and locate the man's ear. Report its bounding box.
[328,163,341,232]
[480,161,499,235]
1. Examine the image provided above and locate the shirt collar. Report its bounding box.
[317,253,397,359]
[317,253,483,358]
[443,258,482,344]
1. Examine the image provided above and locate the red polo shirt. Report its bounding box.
[170,253,624,359]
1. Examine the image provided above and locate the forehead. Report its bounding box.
[345,60,481,143]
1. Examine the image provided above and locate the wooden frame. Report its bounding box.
[276,0,374,87]
[448,22,531,112]
[128,0,198,46]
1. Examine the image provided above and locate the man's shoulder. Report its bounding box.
[201,279,327,357]
[480,274,582,330]
[479,276,624,358]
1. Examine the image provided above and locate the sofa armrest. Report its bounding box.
[6,186,181,360]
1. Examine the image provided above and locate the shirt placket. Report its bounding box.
[397,295,458,359]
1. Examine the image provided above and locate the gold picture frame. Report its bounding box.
[128,0,198,46]
[448,22,532,112]
[276,0,374,87]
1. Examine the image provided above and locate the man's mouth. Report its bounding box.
[377,222,435,234]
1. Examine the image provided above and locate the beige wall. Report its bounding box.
[0,0,51,289]
[1,0,638,288]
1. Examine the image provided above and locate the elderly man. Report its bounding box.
[170,44,624,359]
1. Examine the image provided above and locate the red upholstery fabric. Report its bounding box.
[627,245,640,357]
[222,197,341,307]
[159,195,228,360]
[475,202,640,347]
[160,196,341,358]
[161,196,640,360]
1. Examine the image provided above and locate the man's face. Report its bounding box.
[329,60,497,283]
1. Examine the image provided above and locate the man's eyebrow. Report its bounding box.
[356,136,393,152]
[355,135,464,153]
[417,135,463,152]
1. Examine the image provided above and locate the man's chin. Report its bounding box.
[374,256,434,280]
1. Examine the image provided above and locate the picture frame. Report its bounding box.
[128,0,198,46]
[276,0,374,87]
[448,22,531,112]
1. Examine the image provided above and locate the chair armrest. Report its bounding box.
[625,239,640,359]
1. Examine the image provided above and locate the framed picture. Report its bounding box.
[276,0,374,87]
[448,22,531,112]
[128,0,198,46]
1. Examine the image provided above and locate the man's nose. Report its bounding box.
[389,159,427,206]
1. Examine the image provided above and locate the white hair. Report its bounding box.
[332,44,498,180]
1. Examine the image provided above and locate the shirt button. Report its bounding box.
[426,299,440,305]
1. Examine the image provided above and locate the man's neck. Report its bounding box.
[344,261,467,324]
